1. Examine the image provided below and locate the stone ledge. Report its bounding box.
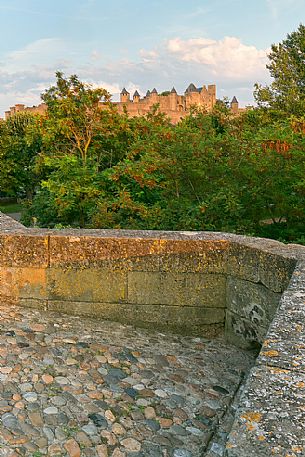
[226,364,305,456]
[226,260,305,456]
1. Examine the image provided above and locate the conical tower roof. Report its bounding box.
[120,87,129,95]
[171,87,177,94]
[146,90,151,97]
[231,96,238,103]
[185,83,197,93]
[151,88,158,94]
[133,90,140,97]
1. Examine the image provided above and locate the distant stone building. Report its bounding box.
[114,83,217,123]
[4,103,46,120]
[230,96,239,114]
[4,83,242,123]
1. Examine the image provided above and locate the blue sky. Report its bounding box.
[0,0,304,115]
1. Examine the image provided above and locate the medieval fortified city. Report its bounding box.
[0,2,304,457]
[4,84,242,123]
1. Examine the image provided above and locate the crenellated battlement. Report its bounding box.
[115,83,218,123]
[4,83,242,123]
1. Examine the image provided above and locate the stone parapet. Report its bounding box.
[226,260,305,456]
[0,213,305,455]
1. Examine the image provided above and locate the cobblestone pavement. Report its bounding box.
[0,304,255,457]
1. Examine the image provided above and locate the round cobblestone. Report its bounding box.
[0,304,254,456]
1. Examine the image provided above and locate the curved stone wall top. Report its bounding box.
[1,219,302,257]
[0,211,304,259]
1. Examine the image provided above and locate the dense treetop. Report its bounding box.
[254,23,305,115]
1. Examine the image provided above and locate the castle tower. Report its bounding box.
[208,85,216,108]
[170,87,177,111]
[145,90,151,98]
[230,96,239,114]
[150,88,158,102]
[120,88,130,103]
[185,83,198,109]
[185,83,197,95]
[15,104,25,112]
[133,90,140,103]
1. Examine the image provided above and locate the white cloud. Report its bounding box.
[0,33,272,115]
[139,49,159,63]
[166,36,268,80]
[89,81,121,95]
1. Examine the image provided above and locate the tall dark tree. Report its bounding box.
[254,24,305,114]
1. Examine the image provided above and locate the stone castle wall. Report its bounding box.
[4,83,242,123]
[115,84,217,123]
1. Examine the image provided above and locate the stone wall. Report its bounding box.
[0,213,302,347]
[226,260,305,456]
[0,224,230,337]
[1,212,305,455]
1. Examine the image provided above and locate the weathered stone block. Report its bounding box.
[0,267,47,300]
[257,277,305,373]
[47,268,127,303]
[227,277,281,328]
[0,234,48,267]
[226,243,260,283]
[258,251,296,292]
[47,300,225,337]
[128,271,226,307]
[158,239,228,273]
[127,271,161,305]
[0,267,17,299]
[49,235,161,268]
[227,242,296,292]
[225,311,268,350]
[18,267,47,299]
[226,365,305,456]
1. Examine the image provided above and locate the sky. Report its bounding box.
[0,0,304,115]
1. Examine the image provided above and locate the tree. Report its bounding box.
[0,112,41,198]
[24,72,138,227]
[254,24,305,114]
[40,71,111,164]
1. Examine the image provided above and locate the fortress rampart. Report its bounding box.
[4,83,241,123]
[0,211,305,455]
[114,83,218,123]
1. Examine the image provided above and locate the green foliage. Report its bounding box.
[40,71,112,164]
[0,111,41,198]
[254,23,305,114]
[0,202,23,214]
[0,66,304,245]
